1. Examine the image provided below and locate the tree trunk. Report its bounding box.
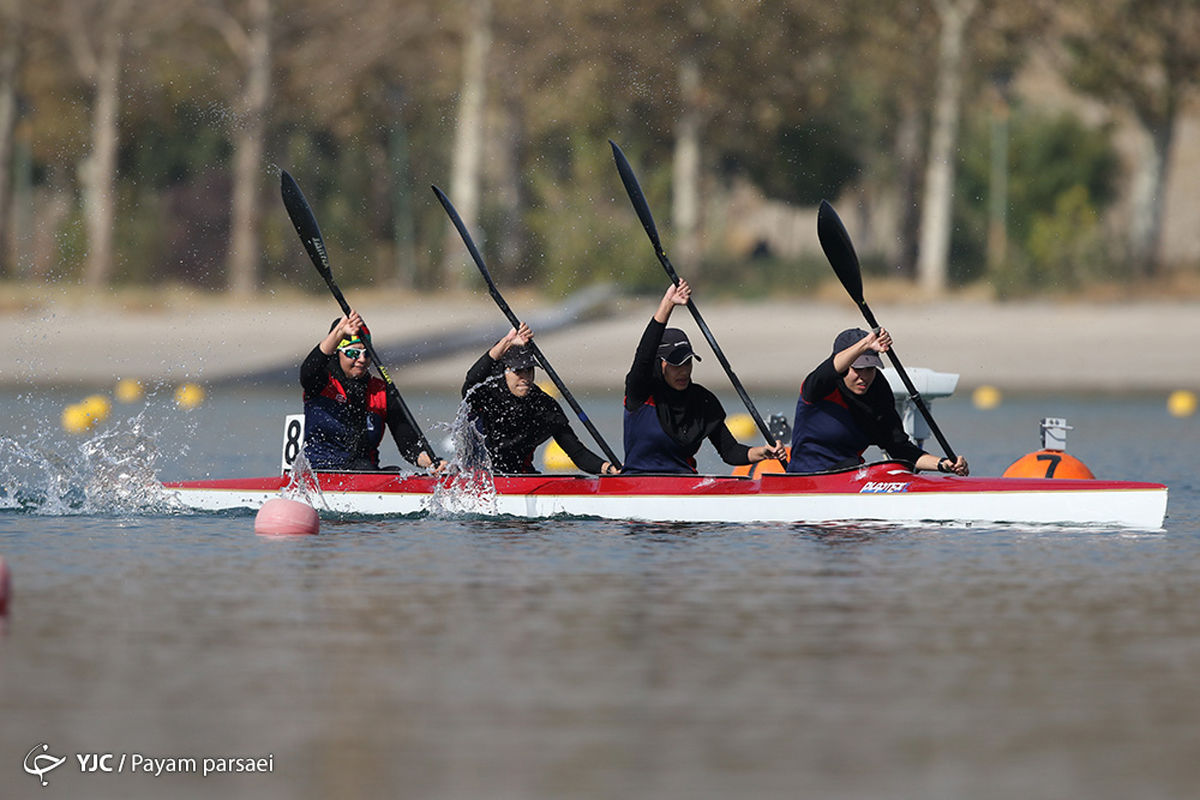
[443,0,491,290]
[227,0,271,297]
[917,0,976,294]
[489,88,524,280]
[893,93,923,278]
[0,0,19,278]
[673,56,702,275]
[79,4,128,288]
[1127,119,1172,276]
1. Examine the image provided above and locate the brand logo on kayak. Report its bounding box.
[24,743,66,787]
[860,481,910,494]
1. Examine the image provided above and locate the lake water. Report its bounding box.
[1,385,1197,800]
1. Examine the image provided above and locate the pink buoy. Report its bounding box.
[0,555,10,617]
[254,498,320,536]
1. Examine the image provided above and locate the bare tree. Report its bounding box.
[204,0,272,296]
[62,0,134,288]
[443,0,492,290]
[673,56,702,274]
[916,0,978,295]
[0,0,20,276]
[1058,0,1200,275]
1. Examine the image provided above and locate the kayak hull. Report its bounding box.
[160,462,1168,528]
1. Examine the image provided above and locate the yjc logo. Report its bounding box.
[24,743,66,787]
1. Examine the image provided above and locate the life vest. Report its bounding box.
[622,397,699,474]
[786,384,870,474]
[303,374,389,469]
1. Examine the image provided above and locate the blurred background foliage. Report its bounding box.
[1,0,1198,300]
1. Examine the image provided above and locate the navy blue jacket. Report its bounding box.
[622,318,749,473]
[786,355,923,474]
[300,346,425,470]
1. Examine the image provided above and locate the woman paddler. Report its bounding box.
[785,326,969,475]
[300,310,439,471]
[463,322,619,475]
[622,280,786,473]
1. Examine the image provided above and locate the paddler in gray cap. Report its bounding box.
[786,326,970,475]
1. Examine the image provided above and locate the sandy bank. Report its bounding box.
[2,289,1197,395]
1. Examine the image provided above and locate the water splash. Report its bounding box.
[429,384,498,517]
[281,448,328,511]
[0,406,186,516]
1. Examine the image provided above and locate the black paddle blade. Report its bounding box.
[609,140,664,253]
[281,170,334,284]
[817,200,865,306]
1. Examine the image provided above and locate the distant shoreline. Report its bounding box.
[1,285,1196,396]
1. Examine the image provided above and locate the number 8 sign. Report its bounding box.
[281,414,305,473]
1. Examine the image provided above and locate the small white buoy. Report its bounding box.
[254,498,320,536]
[0,555,11,617]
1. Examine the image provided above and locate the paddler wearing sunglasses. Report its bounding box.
[300,310,439,472]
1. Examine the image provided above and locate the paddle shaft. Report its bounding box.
[432,185,622,470]
[609,141,785,466]
[816,200,957,463]
[281,171,438,462]
[854,301,957,462]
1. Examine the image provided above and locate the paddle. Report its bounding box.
[280,169,439,463]
[609,140,785,468]
[816,199,958,462]
[432,184,622,470]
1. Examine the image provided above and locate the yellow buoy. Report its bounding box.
[536,380,560,399]
[726,413,757,441]
[541,439,573,471]
[1167,389,1197,418]
[972,385,1002,410]
[81,394,112,424]
[62,403,92,434]
[175,382,206,409]
[114,378,144,403]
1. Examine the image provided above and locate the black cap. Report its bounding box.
[501,345,537,370]
[657,327,701,366]
[833,328,884,369]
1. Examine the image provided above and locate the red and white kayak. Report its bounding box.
[161,461,1168,528]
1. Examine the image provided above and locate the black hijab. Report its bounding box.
[651,364,725,448]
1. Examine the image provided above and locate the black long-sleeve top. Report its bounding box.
[462,352,606,474]
[623,318,750,470]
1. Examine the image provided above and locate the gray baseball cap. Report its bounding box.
[833,328,884,369]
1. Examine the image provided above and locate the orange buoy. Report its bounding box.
[1003,449,1095,479]
[0,555,10,617]
[254,498,320,535]
[732,447,792,478]
[1003,417,1094,479]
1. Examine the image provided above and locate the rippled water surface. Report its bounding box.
[1,387,1197,799]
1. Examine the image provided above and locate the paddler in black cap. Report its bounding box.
[300,310,438,471]
[462,321,619,475]
[622,279,786,473]
[786,326,969,475]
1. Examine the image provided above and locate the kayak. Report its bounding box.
[161,461,1168,528]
